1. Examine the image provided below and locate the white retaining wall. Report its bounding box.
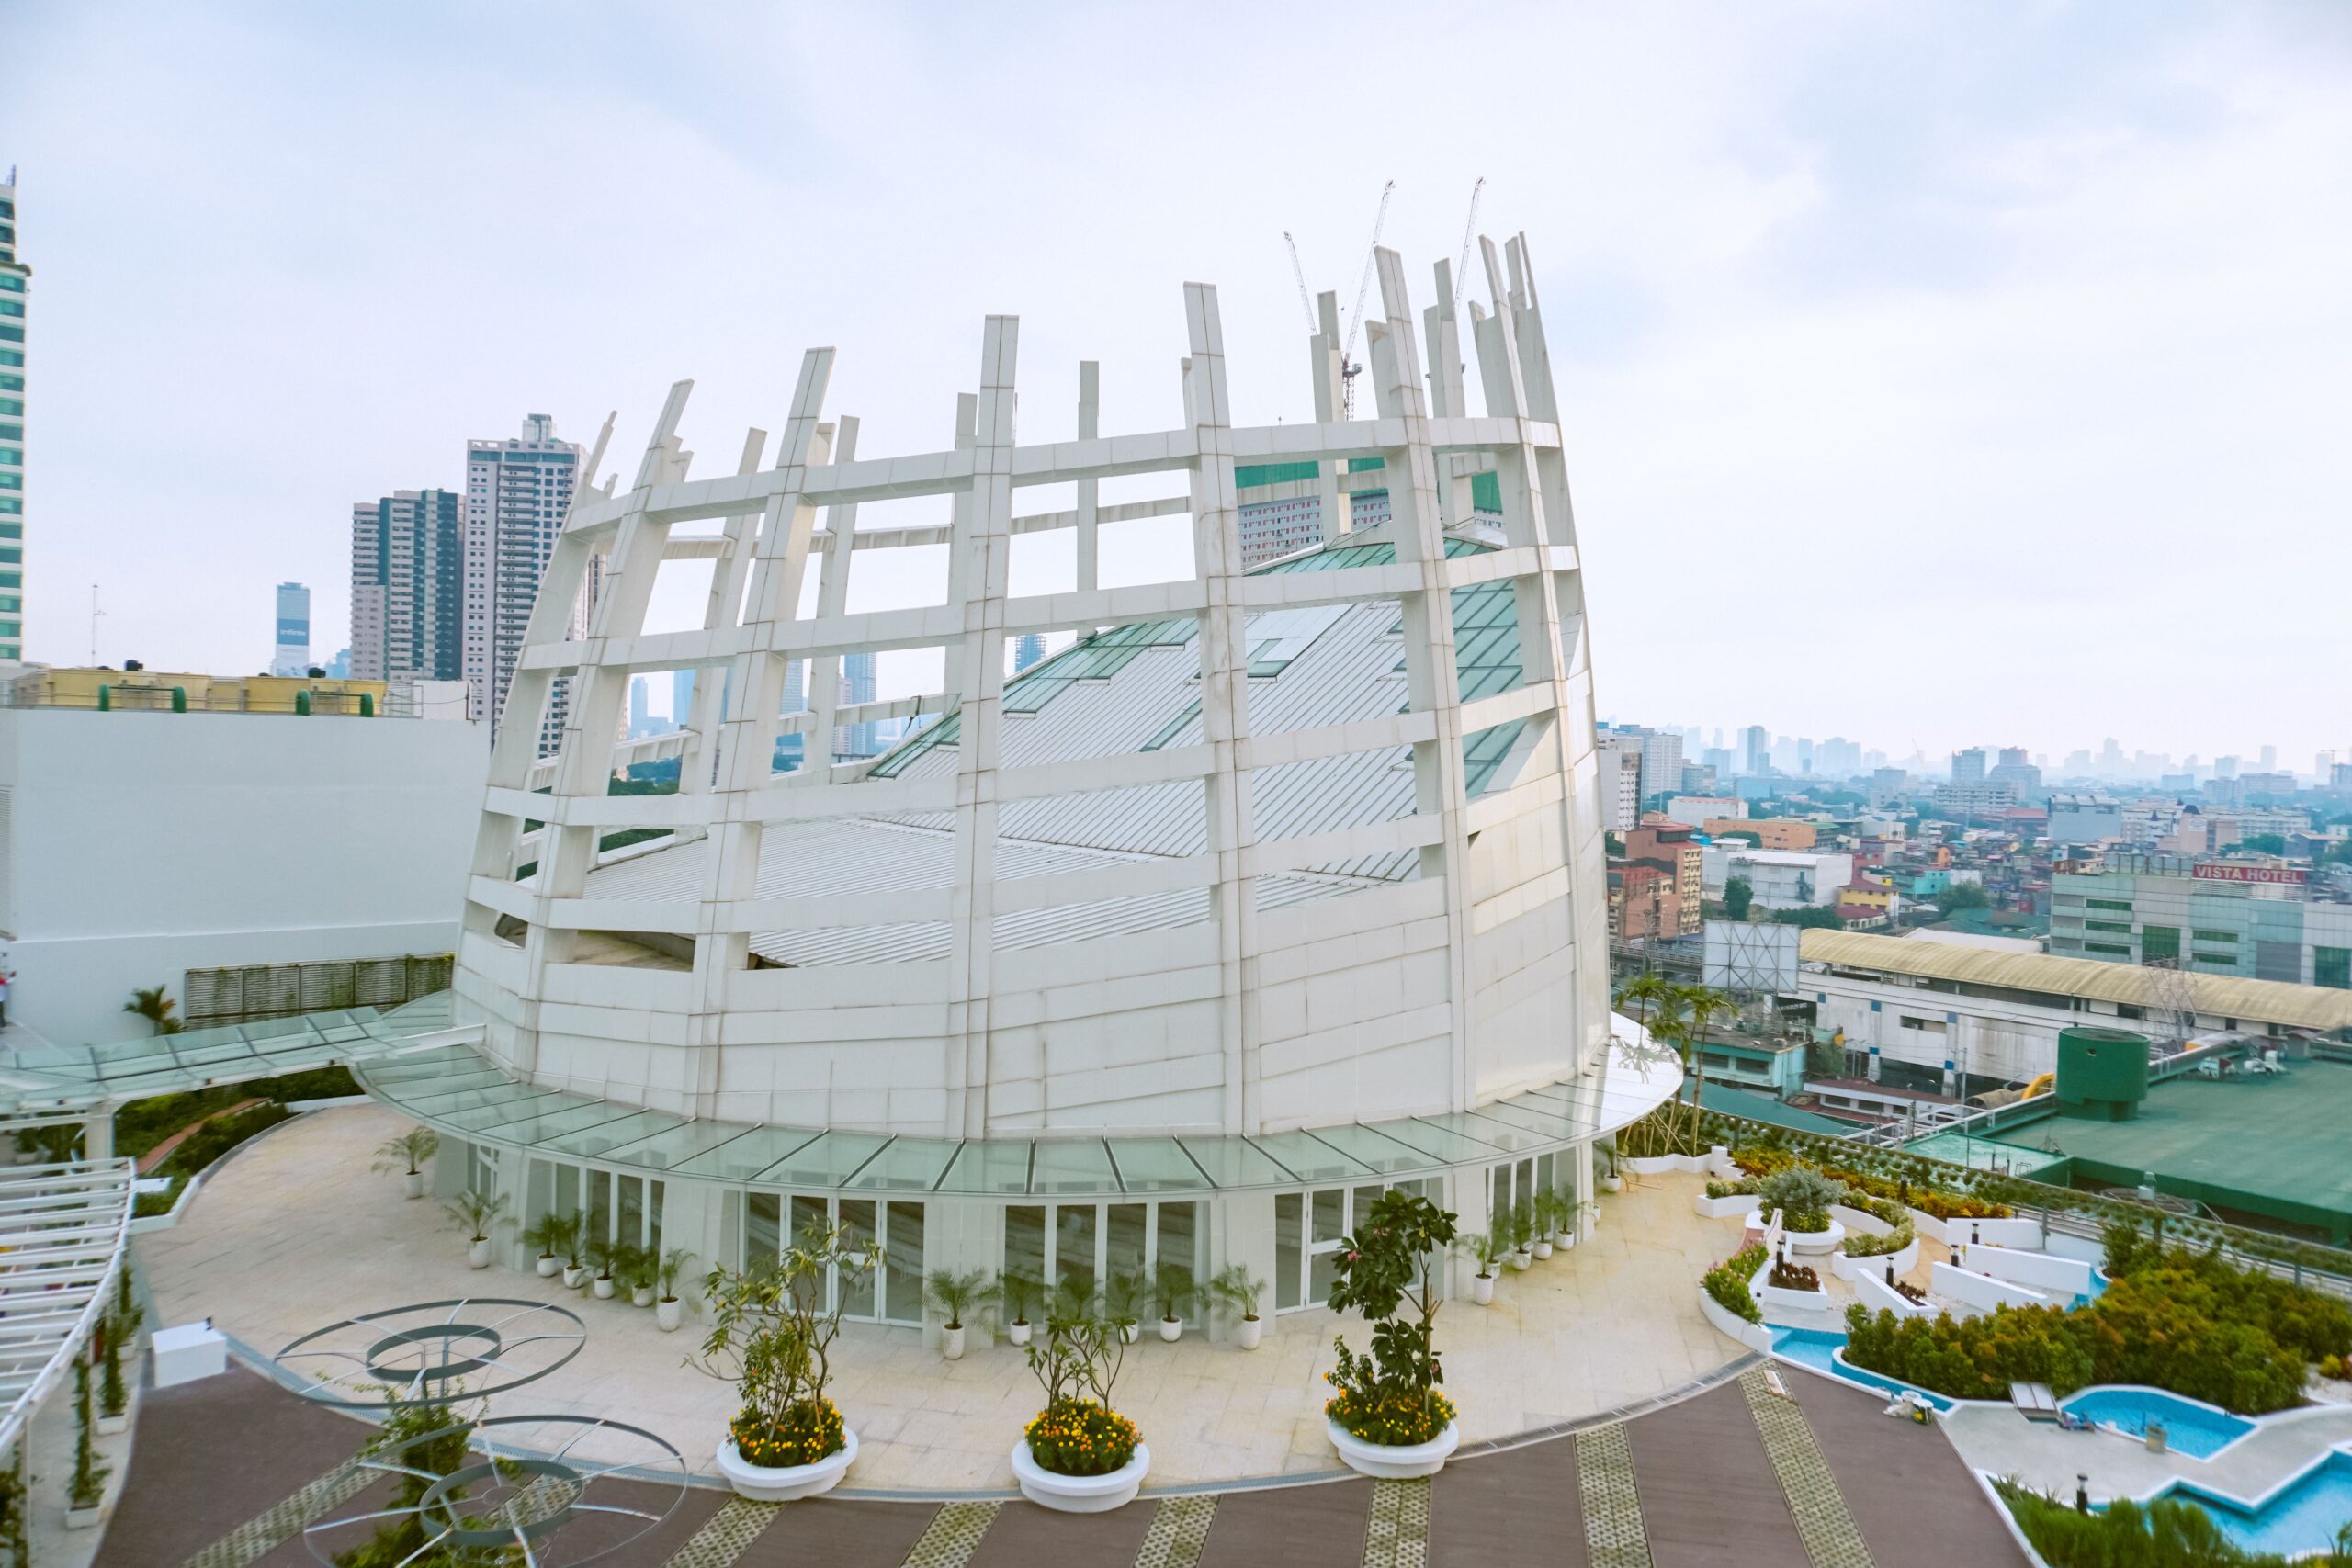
[1853,1269,1933,1318]
[1963,1244,2094,1300]
[1931,1261,2051,1313]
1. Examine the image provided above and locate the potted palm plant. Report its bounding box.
[925,1268,989,1360]
[1325,1188,1460,1478]
[1152,1263,1194,1342]
[65,1360,107,1528]
[444,1190,508,1269]
[1507,1200,1535,1270]
[655,1247,695,1332]
[96,1273,140,1436]
[1012,1292,1148,1511]
[1458,1232,1506,1305]
[1103,1269,1146,1346]
[617,1244,657,1307]
[998,1267,1041,1348]
[1206,1263,1264,1349]
[372,1125,440,1200]
[690,1219,879,1501]
[586,1234,620,1299]
[557,1212,590,1290]
[1530,1193,1556,1260]
[522,1211,571,1279]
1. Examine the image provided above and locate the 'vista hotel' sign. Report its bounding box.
[2193,863,2306,886]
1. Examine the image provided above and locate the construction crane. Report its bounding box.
[1338,180,1396,417]
[1452,176,1486,315]
[1282,232,1317,337]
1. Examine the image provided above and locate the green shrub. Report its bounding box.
[156,1102,290,1179]
[1703,1178,1759,1201]
[1994,1478,2329,1568]
[1842,1219,1916,1259]
[1758,1168,1842,1230]
[1704,1245,1767,1325]
[132,1176,187,1218]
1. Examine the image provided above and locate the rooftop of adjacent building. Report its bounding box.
[0,663,397,716]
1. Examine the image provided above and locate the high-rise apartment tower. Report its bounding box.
[464,415,584,749]
[0,168,28,660]
[350,491,460,682]
[272,581,311,675]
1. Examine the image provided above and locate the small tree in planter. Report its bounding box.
[655,1247,695,1332]
[1012,1292,1147,1511]
[925,1269,990,1360]
[372,1125,440,1200]
[96,1268,141,1436]
[65,1359,107,1528]
[522,1211,575,1280]
[442,1190,508,1269]
[690,1219,879,1501]
[1508,1198,1537,1269]
[1456,1232,1507,1305]
[584,1234,622,1299]
[555,1211,591,1288]
[1152,1263,1195,1342]
[1324,1189,1460,1478]
[1102,1268,1146,1346]
[1206,1264,1265,1348]
[1758,1168,1841,1235]
[614,1243,656,1307]
[998,1268,1042,1348]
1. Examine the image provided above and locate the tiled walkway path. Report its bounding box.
[96,1361,2025,1568]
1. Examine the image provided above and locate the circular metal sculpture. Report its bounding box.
[276,1297,586,1408]
[300,1412,686,1568]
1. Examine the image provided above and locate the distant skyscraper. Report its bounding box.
[1951,747,1987,784]
[350,490,460,682]
[271,581,311,675]
[326,647,351,679]
[673,668,696,730]
[628,675,651,738]
[0,168,28,661]
[464,414,584,750]
[1741,725,1770,776]
[841,649,878,757]
[1013,634,1046,673]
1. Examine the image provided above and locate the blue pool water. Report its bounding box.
[2160,1455,2352,1559]
[2062,1388,2254,1459]
[1769,1328,1955,1411]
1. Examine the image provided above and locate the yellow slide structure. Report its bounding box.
[2023,1072,2055,1099]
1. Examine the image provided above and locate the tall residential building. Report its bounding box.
[1599,733,1644,831]
[271,581,311,675]
[1951,747,1987,784]
[628,675,653,738]
[841,649,879,758]
[673,668,696,730]
[1012,634,1046,673]
[0,168,28,661]
[1639,729,1682,809]
[464,414,584,749]
[1741,725,1770,776]
[325,647,351,679]
[349,490,460,683]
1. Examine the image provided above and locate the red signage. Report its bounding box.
[2193,863,2305,886]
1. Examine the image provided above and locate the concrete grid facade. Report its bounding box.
[0,170,27,660]
[434,236,1650,1325]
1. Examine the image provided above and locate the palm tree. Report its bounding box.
[1668,983,1736,1153]
[123,985,185,1036]
[1617,972,1675,1052]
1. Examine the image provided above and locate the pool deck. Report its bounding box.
[1941,1394,2352,1507]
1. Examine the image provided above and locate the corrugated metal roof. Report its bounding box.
[1799,929,2352,1032]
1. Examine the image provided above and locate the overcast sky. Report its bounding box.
[6,1,2348,766]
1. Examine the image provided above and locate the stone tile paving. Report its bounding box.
[1575,1424,1650,1568]
[1742,1371,1875,1568]
[138,1104,1743,1493]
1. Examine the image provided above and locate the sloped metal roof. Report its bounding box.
[1799,929,2352,1032]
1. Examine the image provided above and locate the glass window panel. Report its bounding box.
[1462,1099,1575,1138]
[1274,1192,1302,1311]
[1030,1141,1118,1196]
[1351,1185,1385,1235]
[1106,1203,1147,1293]
[588,1168,612,1239]
[618,1176,643,1247]
[672,1127,822,1184]
[594,1119,763,1172]
[1413,1111,1545,1153]
[747,1193,780,1265]
[885,1201,925,1325]
[400,1082,564,1119]
[649,1180,663,1253]
[790,1194,830,1250]
[939,1141,1033,1195]
[846,1137,959,1192]
[1005,1205,1046,1307]
[1156,1201,1199,1322]
[1301,1123,1441,1175]
[758,1131,890,1189]
[536,1109,679,1158]
[839,1199,876,1318]
[1309,1246,1339,1304]
[1176,1136,1295,1189]
[1312,1188,1345,1244]
[1103,1138,1213,1192]
[1055,1205,1097,1297]
[1250,1132,1376,1185]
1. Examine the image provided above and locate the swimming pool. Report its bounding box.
[1769,1328,1955,1411]
[2061,1388,2255,1460]
[2159,1454,2352,1559]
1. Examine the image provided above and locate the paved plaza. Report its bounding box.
[137,1104,1752,1492]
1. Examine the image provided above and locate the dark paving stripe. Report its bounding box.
[1194,1479,1374,1568]
[565,1476,729,1567]
[968,1497,1153,1567]
[731,1497,943,1567]
[1780,1371,2027,1568]
[96,1363,372,1568]
[1626,1382,1809,1568]
[1430,1428,1587,1568]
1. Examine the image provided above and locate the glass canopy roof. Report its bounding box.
[357,1024,1682,1200]
[0,994,461,1112]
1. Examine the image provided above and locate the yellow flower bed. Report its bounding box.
[1024,1397,1141,1477]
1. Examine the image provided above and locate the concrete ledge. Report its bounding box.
[1853,1269,1933,1318]
[1931,1261,2050,1314]
[1697,1288,1776,1353]
[1831,1238,1919,1282]
[128,1174,201,1235]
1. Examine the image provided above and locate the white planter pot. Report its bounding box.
[468,1238,493,1269]
[1328,1418,1459,1480]
[97,1414,129,1437]
[1783,1220,1846,1257]
[1601,1175,1623,1192]
[1470,1274,1495,1305]
[65,1506,103,1530]
[1008,1320,1033,1347]
[657,1298,684,1332]
[561,1265,588,1289]
[1553,1229,1574,1249]
[1010,1438,1149,1513]
[632,1285,656,1308]
[403,1172,425,1200]
[593,1276,616,1300]
[715,1429,857,1503]
[1235,1315,1262,1349]
[1509,1249,1532,1272]
[1120,1324,1139,1345]
[1831,1238,1921,1282]
[942,1325,967,1360]
[1695,1192,1762,1220]
[1159,1318,1182,1343]
[536,1255,560,1278]
[1532,1238,1554,1260]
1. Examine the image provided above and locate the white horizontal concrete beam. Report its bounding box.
[1240,812,1442,877]
[987,851,1216,913]
[1240,709,1433,769]
[719,886,955,931]
[466,875,537,924]
[745,773,957,822]
[995,743,1214,803]
[1235,561,1419,609]
[1459,682,1554,734]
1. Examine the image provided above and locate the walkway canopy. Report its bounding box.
[0,1155,134,1451]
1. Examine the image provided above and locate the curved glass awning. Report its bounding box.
[357,1018,1681,1200]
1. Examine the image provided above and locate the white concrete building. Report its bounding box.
[2048,793,2121,846]
[1600,734,1643,832]
[0,705,485,1047]
[1701,847,1855,909]
[368,238,1677,1331]
[1664,795,1742,828]
[0,169,27,663]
